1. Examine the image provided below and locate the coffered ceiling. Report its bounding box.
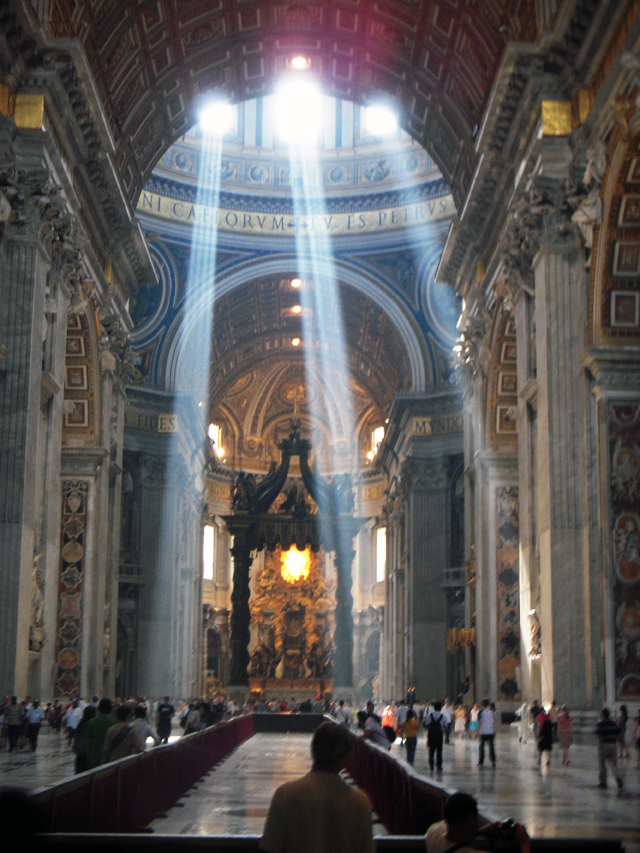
[46,0,545,208]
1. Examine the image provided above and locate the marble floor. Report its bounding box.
[1,725,639,850]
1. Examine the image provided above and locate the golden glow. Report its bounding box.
[291,278,301,288]
[281,546,311,583]
[292,337,301,346]
[291,55,310,71]
[292,305,302,314]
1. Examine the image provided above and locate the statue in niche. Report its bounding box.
[279,484,298,513]
[322,641,334,678]
[29,557,45,653]
[232,471,256,511]
[570,141,606,257]
[293,489,309,519]
[249,640,276,678]
[305,639,323,677]
[528,609,541,658]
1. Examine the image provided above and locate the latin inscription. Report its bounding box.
[124,407,179,434]
[412,414,463,436]
[137,191,455,235]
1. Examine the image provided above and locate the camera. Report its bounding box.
[475,818,519,852]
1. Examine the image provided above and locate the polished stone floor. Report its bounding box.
[1,725,639,850]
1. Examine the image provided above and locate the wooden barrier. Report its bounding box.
[28,715,625,851]
[29,714,255,834]
[345,730,451,835]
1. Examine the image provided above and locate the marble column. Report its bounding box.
[533,230,591,708]
[56,448,109,700]
[514,290,541,701]
[474,452,519,703]
[405,457,449,700]
[136,453,175,698]
[30,260,71,699]
[0,135,54,696]
[135,453,202,699]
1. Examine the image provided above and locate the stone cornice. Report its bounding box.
[8,43,156,292]
[61,447,109,477]
[436,0,625,293]
[143,174,450,216]
[584,348,640,394]
[474,449,518,480]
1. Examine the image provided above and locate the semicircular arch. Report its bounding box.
[163,254,431,395]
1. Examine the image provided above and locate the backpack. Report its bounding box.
[426,712,443,739]
[540,717,553,739]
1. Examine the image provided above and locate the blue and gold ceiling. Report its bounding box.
[131,95,460,471]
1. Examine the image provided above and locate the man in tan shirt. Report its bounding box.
[260,722,373,853]
[101,703,142,764]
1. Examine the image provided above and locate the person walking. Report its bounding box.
[25,700,45,752]
[529,700,541,741]
[441,699,453,744]
[85,698,115,768]
[424,701,445,772]
[102,703,142,764]
[469,703,479,740]
[536,707,553,766]
[156,697,175,744]
[454,703,466,737]
[402,708,419,766]
[548,700,559,743]
[333,700,349,725]
[616,705,630,759]
[595,707,623,789]
[73,705,97,773]
[477,698,496,767]
[5,697,23,753]
[132,704,160,749]
[557,705,574,765]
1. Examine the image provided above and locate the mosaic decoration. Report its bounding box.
[609,403,640,699]
[496,486,521,702]
[53,480,89,699]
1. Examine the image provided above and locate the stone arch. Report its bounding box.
[484,308,518,452]
[62,309,100,448]
[164,254,432,396]
[592,124,640,347]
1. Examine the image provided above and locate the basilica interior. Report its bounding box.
[1,0,639,720]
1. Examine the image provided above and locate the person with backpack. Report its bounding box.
[536,707,553,766]
[423,700,445,772]
[477,698,496,767]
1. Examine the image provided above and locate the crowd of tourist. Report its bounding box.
[2,691,640,789]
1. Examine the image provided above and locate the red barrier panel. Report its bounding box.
[30,715,256,835]
[345,733,448,835]
[88,765,120,833]
[49,777,93,833]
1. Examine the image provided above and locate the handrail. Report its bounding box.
[29,714,255,833]
[35,833,624,852]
